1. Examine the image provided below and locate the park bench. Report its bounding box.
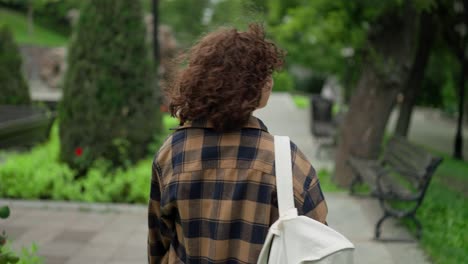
[347,136,443,240]
[0,105,55,148]
[310,95,341,158]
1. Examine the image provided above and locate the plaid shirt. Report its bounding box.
[148,116,327,264]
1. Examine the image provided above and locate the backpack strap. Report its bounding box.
[274,136,298,217]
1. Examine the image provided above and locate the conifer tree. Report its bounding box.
[0,26,30,105]
[60,0,159,170]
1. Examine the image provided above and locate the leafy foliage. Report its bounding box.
[0,0,81,35]
[157,0,210,47]
[59,0,160,171]
[272,71,294,92]
[267,0,438,91]
[0,206,19,264]
[0,123,147,203]
[0,26,30,105]
[0,115,177,203]
[0,242,42,264]
[148,0,267,47]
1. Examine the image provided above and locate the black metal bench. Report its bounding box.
[0,105,55,148]
[310,95,339,158]
[348,136,443,240]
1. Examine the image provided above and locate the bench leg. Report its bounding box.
[349,174,360,195]
[315,141,323,159]
[375,213,391,239]
[348,165,365,197]
[410,214,423,240]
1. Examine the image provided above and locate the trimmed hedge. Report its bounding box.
[59,0,160,171]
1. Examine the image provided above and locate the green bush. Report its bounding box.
[1,206,43,264]
[0,26,30,105]
[0,123,153,203]
[59,0,160,171]
[272,71,294,92]
[0,114,177,203]
[0,242,42,264]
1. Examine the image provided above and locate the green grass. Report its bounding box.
[292,94,343,115]
[0,8,68,47]
[292,95,310,109]
[317,135,467,263]
[413,153,468,264]
[348,140,468,264]
[163,114,179,129]
[317,169,345,193]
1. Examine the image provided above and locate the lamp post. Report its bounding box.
[152,0,160,69]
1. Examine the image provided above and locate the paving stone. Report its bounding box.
[386,242,431,263]
[39,241,84,258]
[71,212,115,230]
[0,225,28,241]
[325,194,375,241]
[89,228,134,245]
[66,257,111,264]
[40,255,69,264]
[53,229,96,243]
[71,242,118,259]
[9,226,61,252]
[124,229,147,248]
[354,241,395,264]
[110,243,147,262]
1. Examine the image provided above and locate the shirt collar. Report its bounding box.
[176,115,269,132]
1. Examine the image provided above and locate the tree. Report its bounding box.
[269,0,432,186]
[438,0,467,159]
[152,0,160,67]
[158,0,210,47]
[59,0,160,171]
[0,26,30,105]
[395,11,436,137]
[334,3,419,186]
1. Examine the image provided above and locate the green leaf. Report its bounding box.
[0,207,10,219]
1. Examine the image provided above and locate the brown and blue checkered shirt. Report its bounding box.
[148,116,327,264]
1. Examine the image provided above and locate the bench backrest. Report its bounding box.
[383,136,442,189]
[311,96,333,123]
[311,96,336,137]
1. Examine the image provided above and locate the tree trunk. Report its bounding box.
[152,0,160,68]
[453,0,467,159]
[395,12,435,137]
[452,0,468,159]
[454,55,465,159]
[152,0,163,132]
[333,6,418,187]
[27,3,34,36]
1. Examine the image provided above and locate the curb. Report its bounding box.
[0,198,146,213]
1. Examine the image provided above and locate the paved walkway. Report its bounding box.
[1,93,433,263]
[255,94,430,264]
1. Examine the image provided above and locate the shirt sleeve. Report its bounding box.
[290,142,328,224]
[148,161,173,263]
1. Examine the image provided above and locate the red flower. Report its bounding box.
[160,104,169,113]
[74,147,83,157]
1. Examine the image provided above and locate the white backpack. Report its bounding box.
[257,136,355,264]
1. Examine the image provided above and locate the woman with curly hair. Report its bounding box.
[148,24,327,264]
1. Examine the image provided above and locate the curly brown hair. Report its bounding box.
[165,24,285,132]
